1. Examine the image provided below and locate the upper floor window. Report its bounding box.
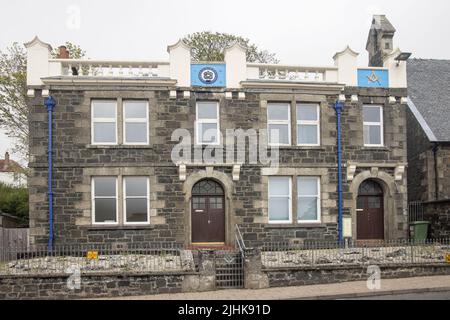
[196,101,220,145]
[363,105,384,146]
[123,100,149,145]
[91,100,117,145]
[124,177,149,224]
[92,177,118,224]
[297,104,320,146]
[268,103,291,146]
[268,176,292,223]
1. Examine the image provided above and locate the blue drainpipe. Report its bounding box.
[334,101,344,243]
[45,96,56,251]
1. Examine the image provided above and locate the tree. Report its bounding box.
[183,32,279,63]
[0,41,86,164]
[0,182,29,227]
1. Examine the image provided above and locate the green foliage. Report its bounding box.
[51,42,86,59]
[183,32,278,63]
[0,183,29,227]
[0,41,86,163]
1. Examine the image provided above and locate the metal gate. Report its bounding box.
[214,250,244,289]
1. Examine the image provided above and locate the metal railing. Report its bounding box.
[0,243,195,275]
[260,239,450,269]
[235,224,246,256]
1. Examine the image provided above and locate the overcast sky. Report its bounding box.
[1,0,450,164]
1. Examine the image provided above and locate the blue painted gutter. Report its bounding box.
[334,101,344,243]
[44,96,56,251]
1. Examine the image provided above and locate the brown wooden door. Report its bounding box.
[357,180,384,240]
[191,180,225,243]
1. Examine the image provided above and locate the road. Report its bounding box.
[346,290,450,300]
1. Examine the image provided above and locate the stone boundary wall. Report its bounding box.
[263,264,450,288]
[423,200,450,238]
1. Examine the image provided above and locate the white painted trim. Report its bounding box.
[363,105,384,147]
[122,100,149,145]
[268,176,292,224]
[407,98,437,142]
[297,176,321,224]
[296,103,320,147]
[91,177,119,225]
[123,177,150,225]
[195,101,220,146]
[91,100,118,145]
[267,102,291,146]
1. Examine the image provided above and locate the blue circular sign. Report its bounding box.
[198,67,218,85]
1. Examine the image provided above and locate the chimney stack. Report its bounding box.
[57,46,70,59]
[4,152,9,168]
[366,15,396,67]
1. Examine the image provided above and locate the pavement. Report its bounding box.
[101,275,450,300]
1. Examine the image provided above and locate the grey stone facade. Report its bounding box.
[27,84,408,247]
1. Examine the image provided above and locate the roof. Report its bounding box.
[407,59,450,142]
[0,158,23,173]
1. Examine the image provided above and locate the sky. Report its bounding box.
[1,0,450,165]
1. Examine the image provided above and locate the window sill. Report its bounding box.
[86,144,153,149]
[265,223,326,229]
[277,146,325,151]
[361,146,390,151]
[86,225,155,231]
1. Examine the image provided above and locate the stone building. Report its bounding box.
[406,59,450,237]
[26,15,409,247]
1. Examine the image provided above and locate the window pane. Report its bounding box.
[298,197,318,221]
[94,122,116,143]
[126,198,148,222]
[269,197,290,221]
[193,197,206,209]
[268,104,289,120]
[269,177,290,196]
[93,100,116,118]
[298,177,318,196]
[364,125,381,145]
[199,123,218,143]
[268,124,289,144]
[94,198,116,223]
[297,124,318,144]
[94,177,116,197]
[197,102,218,119]
[124,101,147,119]
[125,177,147,197]
[125,123,147,143]
[297,104,318,121]
[363,106,381,122]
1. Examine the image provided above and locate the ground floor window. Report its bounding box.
[92,176,150,225]
[269,176,321,224]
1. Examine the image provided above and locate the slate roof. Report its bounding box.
[407,59,450,142]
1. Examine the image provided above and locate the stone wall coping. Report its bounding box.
[0,270,197,279]
[262,263,450,272]
[423,198,450,205]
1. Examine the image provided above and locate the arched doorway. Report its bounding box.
[191,179,225,243]
[357,179,384,240]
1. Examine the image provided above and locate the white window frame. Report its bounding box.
[123,177,150,225]
[123,100,149,145]
[91,100,118,145]
[268,176,292,224]
[267,103,291,146]
[297,176,321,224]
[195,101,220,146]
[91,177,118,225]
[363,105,384,147]
[296,103,320,146]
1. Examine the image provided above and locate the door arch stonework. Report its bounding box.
[183,169,235,246]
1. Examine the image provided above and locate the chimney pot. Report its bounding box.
[58,46,70,59]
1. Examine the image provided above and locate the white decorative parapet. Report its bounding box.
[48,59,170,78]
[246,63,338,83]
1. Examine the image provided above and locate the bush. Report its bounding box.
[0,182,28,227]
